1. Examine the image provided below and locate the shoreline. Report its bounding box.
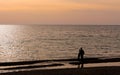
[0,57,120,66]
[0,58,120,74]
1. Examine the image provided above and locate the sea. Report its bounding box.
[0,25,120,62]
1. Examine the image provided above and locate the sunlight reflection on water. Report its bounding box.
[0,25,120,62]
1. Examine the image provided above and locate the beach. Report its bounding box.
[1,66,120,75]
[0,58,120,75]
[0,0,120,74]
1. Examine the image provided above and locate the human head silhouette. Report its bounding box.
[79,47,83,52]
[80,47,83,50]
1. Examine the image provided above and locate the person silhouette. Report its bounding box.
[78,47,85,69]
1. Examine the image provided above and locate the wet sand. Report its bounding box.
[1,66,120,75]
[0,58,120,75]
[0,58,120,66]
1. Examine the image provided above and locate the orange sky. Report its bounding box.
[0,0,120,25]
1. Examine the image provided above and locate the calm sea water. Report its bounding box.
[0,25,120,62]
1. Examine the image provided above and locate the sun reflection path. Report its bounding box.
[0,25,21,62]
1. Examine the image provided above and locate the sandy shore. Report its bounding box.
[1,66,120,75]
[0,58,120,75]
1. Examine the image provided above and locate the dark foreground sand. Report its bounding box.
[1,66,120,75]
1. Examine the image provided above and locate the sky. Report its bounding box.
[0,0,120,25]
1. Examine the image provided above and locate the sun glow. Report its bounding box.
[0,0,120,25]
[0,0,119,12]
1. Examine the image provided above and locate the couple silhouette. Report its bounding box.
[78,47,85,69]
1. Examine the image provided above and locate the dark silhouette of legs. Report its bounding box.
[78,55,84,69]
